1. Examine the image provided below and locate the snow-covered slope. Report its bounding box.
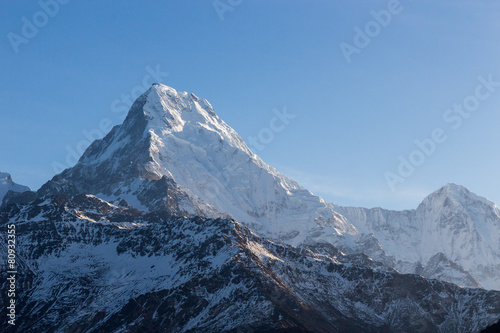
[332,184,500,290]
[39,83,356,245]
[0,171,30,203]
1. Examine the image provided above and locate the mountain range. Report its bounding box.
[1,83,499,332]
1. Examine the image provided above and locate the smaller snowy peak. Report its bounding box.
[427,183,471,201]
[335,183,500,290]
[416,185,500,289]
[419,183,498,213]
[0,172,31,202]
[428,183,477,201]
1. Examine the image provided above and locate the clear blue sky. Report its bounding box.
[1,0,500,210]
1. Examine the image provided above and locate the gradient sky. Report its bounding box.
[1,0,500,210]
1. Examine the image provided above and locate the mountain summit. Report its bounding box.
[334,183,500,290]
[40,83,356,244]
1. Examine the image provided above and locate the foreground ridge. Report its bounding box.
[1,194,500,332]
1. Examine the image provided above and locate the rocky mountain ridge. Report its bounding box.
[2,83,500,332]
[1,194,499,332]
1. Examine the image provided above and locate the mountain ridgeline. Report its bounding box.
[1,83,499,332]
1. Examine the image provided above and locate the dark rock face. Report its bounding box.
[1,196,500,333]
[1,190,37,207]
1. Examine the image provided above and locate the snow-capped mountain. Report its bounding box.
[39,83,356,245]
[1,194,500,332]
[0,172,30,203]
[3,83,500,331]
[332,183,500,290]
[37,84,500,292]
